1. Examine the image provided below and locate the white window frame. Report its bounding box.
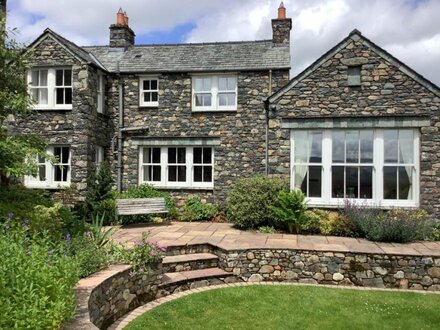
[95,145,105,167]
[192,74,237,112]
[139,146,214,189]
[24,146,72,189]
[139,76,159,107]
[290,129,419,208]
[27,67,73,110]
[97,74,105,114]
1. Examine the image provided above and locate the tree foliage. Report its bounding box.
[0,21,47,183]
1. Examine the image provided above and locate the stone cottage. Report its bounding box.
[12,4,440,215]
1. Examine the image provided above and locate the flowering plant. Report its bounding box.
[127,231,166,276]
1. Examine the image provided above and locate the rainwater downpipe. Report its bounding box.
[265,69,273,176]
[117,71,124,193]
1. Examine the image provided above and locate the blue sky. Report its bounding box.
[5,0,440,84]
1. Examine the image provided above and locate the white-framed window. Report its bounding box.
[28,68,72,109]
[192,75,237,111]
[139,146,214,189]
[139,77,159,107]
[97,74,105,114]
[95,146,105,167]
[290,129,419,208]
[25,146,71,189]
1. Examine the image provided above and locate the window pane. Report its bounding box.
[219,94,227,106]
[31,71,39,85]
[309,166,321,197]
[360,131,373,163]
[219,77,227,90]
[151,92,158,102]
[309,132,322,163]
[204,166,212,182]
[152,148,161,163]
[56,70,63,86]
[54,147,61,159]
[152,166,161,181]
[346,166,359,198]
[144,93,151,102]
[56,88,64,104]
[54,166,62,181]
[384,166,397,199]
[203,78,211,91]
[399,166,412,200]
[65,88,72,104]
[168,166,177,181]
[294,165,307,193]
[399,130,414,164]
[195,94,203,106]
[194,166,203,182]
[332,166,344,198]
[203,148,212,164]
[332,131,344,163]
[143,148,151,163]
[168,148,176,164]
[360,166,373,199]
[177,165,186,182]
[61,147,69,163]
[150,80,158,90]
[294,131,308,163]
[40,89,48,104]
[384,130,398,163]
[194,148,202,164]
[194,78,203,91]
[143,80,150,90]
[177,148,186,163]
[346,131,359,163]
[38,165,46,181]
[203,94,212,106]
[64,70,72,86]
[227,77,236,90]
[40,70,48,86]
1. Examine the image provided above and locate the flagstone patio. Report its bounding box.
[111,222,440,256]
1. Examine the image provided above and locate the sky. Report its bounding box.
[5,0,440,85]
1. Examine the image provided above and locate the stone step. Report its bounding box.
[162,253,219,272]
[160,267,230,286]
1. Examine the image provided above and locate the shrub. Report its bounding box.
[0,223,78,329]
[68,234,108,278]
[226,175,288,229]
[116,184,177,224]
[304,209,357,237]
[343,201,436,243]
[431,221,440,241]
[270,190,308,234]
[257,226,275,234]
[179,195,219,221]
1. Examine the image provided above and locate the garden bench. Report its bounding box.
[115,198,168,221]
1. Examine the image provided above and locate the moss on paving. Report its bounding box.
[125,285,440,330]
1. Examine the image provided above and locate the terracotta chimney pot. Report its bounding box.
[124,11,129,26]
[278,2,286,19]
[116,8,126,25]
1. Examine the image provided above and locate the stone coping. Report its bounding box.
[108,281,440,330]
[112,222,440,257]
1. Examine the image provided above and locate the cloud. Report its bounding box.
[6,0,440,85]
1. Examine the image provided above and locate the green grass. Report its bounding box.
[125,285,440,330]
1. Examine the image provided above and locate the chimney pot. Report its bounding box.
[124,12,129,25]
[116,8,126,25]
[278,2,286,19]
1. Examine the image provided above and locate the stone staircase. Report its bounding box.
[158,247,239,294]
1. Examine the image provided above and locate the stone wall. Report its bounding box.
[219,249,440,291]
[110,69,289,205]
[268,32,440,215]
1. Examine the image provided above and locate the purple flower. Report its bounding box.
[49,249,54,256]
[150,250,157,256]
[134,240,142,246]
[64,233,71,241]
[22,219,29,230]
[139,268,144,273]
[7,212,12,222]
[4,225,10,230]
[83,231,93,239]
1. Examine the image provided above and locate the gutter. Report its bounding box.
[265,69,272,176]
[116,62,124,193]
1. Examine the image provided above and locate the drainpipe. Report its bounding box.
[116,67,124,193]
[265,69,273,176]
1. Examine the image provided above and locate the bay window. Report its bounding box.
[291,129,419,207]
[28,68,72,109]
[25,146,71,188]
[140,147,214,188]
[192,75,237,111]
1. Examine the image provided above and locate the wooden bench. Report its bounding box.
[115,198,168,221]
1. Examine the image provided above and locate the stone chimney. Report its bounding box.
[272,2,292,46]
[109,8,135,48]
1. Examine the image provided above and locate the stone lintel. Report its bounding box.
[132,137,221,146]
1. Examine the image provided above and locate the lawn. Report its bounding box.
[125,285,440,330]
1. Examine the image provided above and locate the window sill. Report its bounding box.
[33,107,73,111]
[192,109,237,113]
[24,183,71,190]
[142,184,214,191]
[306,198,419,209]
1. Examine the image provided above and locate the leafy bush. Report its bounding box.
[87,213,116,248]
[84,161,115,224]
[116,184,177,224]
[68,234,108,278]
[270,190,309,234]
[226,175,288,229]
[0,185,52,220]
[0,222,78,329]
[431,221,440,241]
[30,202,78,239]
[343,201,436,243]
[305,209,357,237]
[179,195,219,221]
[257,226,275,234]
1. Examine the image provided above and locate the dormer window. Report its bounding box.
[347,66,361,86]
[139,77,159,107]
[28,68,73,110]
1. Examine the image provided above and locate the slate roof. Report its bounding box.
[84,40,291,73]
